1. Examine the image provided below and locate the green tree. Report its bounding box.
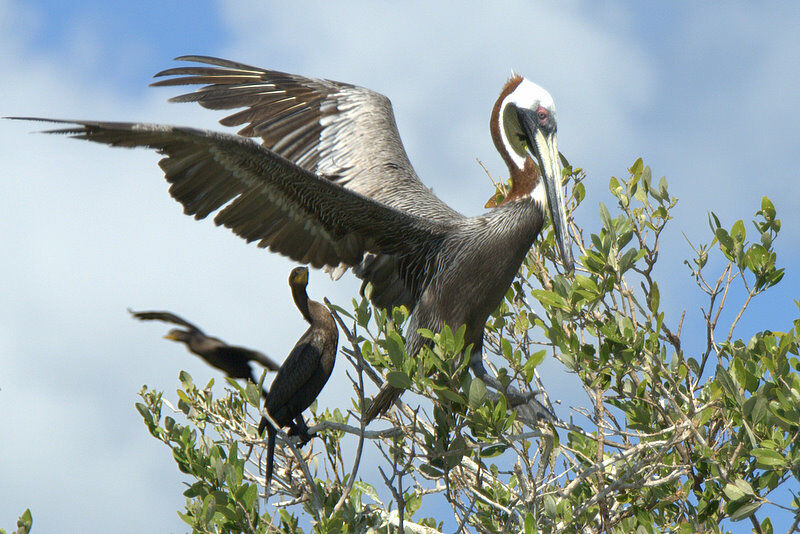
[136,160,800,533]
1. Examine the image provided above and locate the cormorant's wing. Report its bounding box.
[152,56,463,223]
[263,333,328,424]
[128,308,203,334]
[26,119,448,297]
[222,346,281,372]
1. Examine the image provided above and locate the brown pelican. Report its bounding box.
[129,309,280,389]
[13,55,573,422]
[257,267,338,490]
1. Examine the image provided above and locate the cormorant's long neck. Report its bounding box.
[292,283,313,324]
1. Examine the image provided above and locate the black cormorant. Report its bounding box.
[257,267,338,489]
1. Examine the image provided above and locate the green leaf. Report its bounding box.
[723,479,754,501]
[599,202,612,230]
[574,274,599,294]
[573,181,586,203]
[417,328,435,340]
[630,157,644,176]
[242,483,258,511]
[201,494,216,525]
[715,228,734,258]
[767,268,784,288]
[752,448,787,468]
[634,178,648,202]
[728,500,762,522]
[543,495,557,517]
[184,481,204,498]
[658,176,669,199]
[453,324,466,353]
[529,350,546,368]
[609,176,621,197]
[743,394,767,424]
[179,371,194,389]
[648,281,660,313]
[480,444,507,458]
[385,332,406,368]
[386,370,412,389]
[468,378,488,408]
[446,435,467,467]
[501,338,513,359]
[524,511,535,534]
[437,389,466,405]
[419,463,444,478]
[353,481,382,504]
[716,365,743,405]
[405,492,422,516]
[531,289,569,311]
[392,305,409,326]
[734,478,756,497]
[177,511,194,527]
[731,219,746,242]
[327,301,353,320]
[244,381,261,406]
[618,248,640,273]
[355,296,372,326]
[761,196,775,220]
[136,402,154,426]
[709,211,721,230]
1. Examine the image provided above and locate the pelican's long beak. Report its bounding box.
[517,108,574,271]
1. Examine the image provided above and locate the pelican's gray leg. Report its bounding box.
[469,351,556,422]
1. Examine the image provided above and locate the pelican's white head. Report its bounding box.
[489,75,572,270]
[493,77,558,171]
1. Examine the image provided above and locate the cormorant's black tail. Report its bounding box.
[265,425,277,490]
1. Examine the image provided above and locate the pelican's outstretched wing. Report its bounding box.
[152,56,463,223]
[26,119,447,300]
[128,308,204,334]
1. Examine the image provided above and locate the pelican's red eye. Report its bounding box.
[536,107,548,122]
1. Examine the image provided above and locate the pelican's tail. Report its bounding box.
[364,383,403,422]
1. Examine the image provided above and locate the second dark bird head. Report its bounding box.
[163,328,190,343]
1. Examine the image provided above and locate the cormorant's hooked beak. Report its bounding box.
[517,108,574,271]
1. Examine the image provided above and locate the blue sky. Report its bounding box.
[2,1,799,532]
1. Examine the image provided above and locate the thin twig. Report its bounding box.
[331,307,368,515]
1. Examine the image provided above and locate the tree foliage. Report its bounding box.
[135,159,800,533]
[1,509,32,534]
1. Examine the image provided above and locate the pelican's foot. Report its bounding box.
[470,360,557,423]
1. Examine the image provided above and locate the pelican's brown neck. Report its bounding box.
[488,75,540,207]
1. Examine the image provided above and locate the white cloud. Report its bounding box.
[215,0,656,214]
